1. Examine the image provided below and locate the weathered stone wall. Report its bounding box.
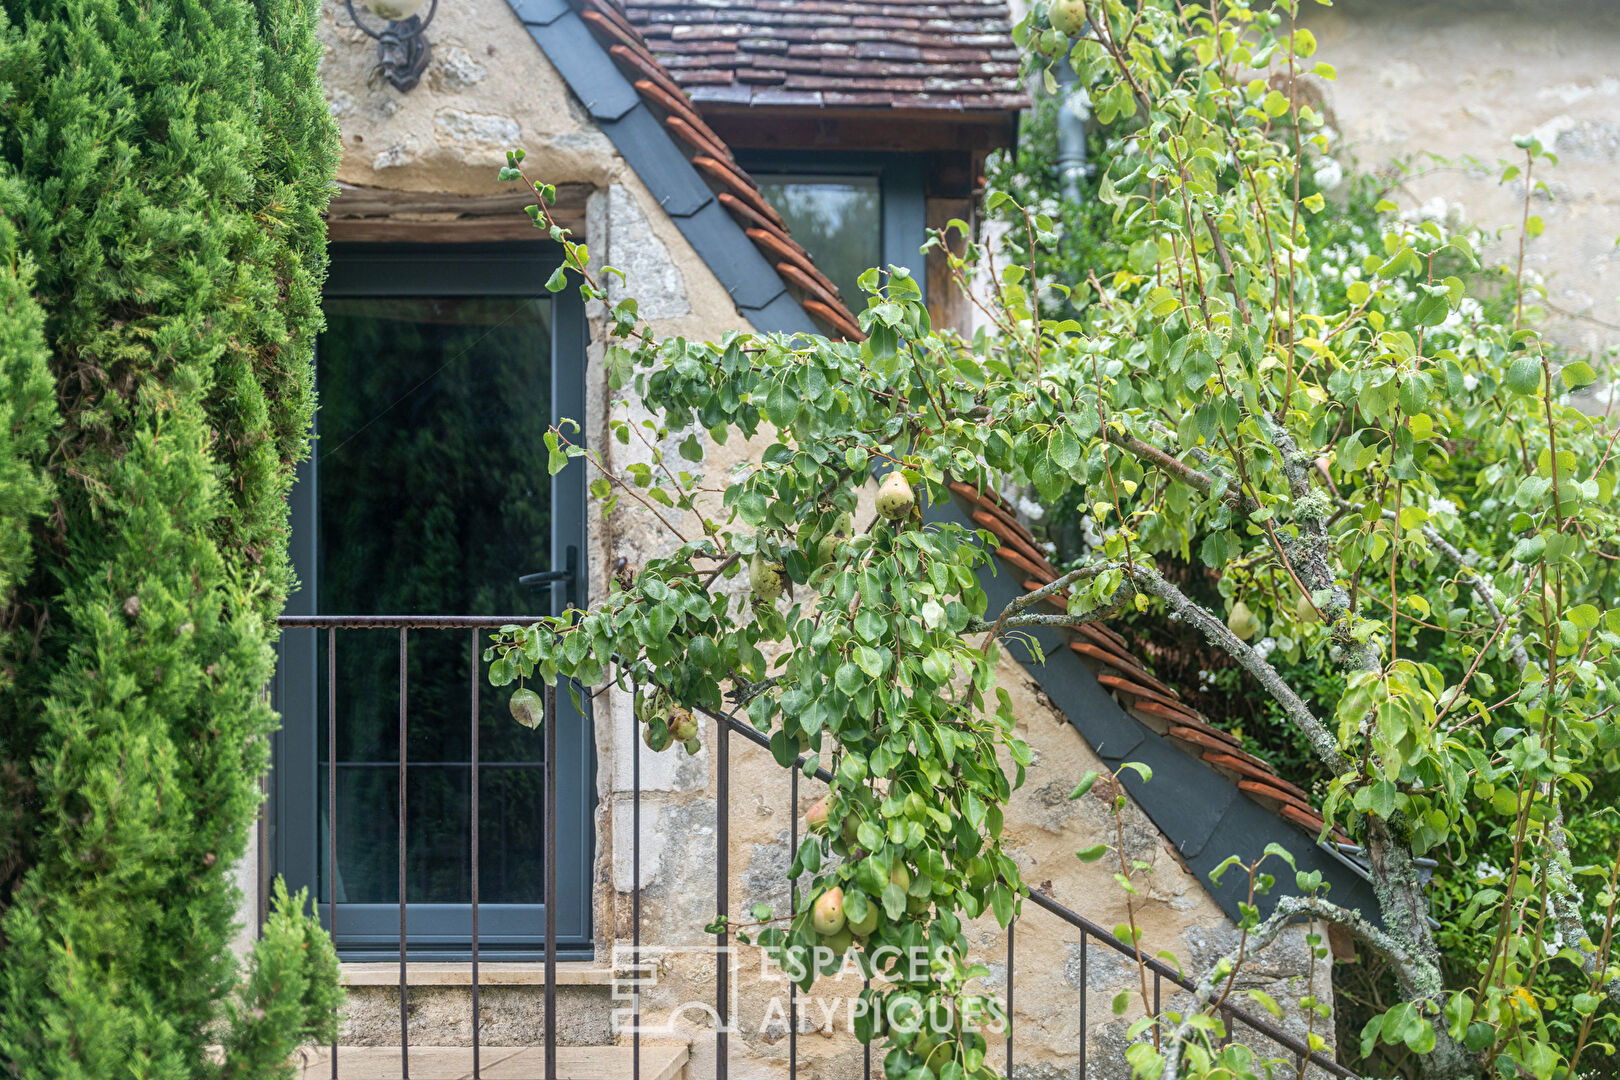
[289,0,1333,1072]
[1302,0,1620,395]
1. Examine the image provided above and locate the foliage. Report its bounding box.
[990,34,1620,1076]
[492,2,1620,1078]
[0,0,342,1075]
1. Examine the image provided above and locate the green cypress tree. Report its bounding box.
[0,0,343,1074]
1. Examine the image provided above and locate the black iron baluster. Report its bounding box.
[1153,970,1160,1018]
[863,975,871,1080]
[633,693,642,1080]
[470,630,481,1079]
[789,767,798,1080]
[716,716,730,1080]
[398,628,410,1079]
[1078,930,1087,1080]
[328,629,338,1080]
[1005,920,1014,1079]
[544,683,558,1080]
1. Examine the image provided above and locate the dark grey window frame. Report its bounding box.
[271,242,594,961]
[735,150,928,305]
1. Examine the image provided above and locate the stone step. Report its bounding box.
[294,1044,688,1080]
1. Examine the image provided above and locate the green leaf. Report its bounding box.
[1069,771,1099,800]
[855,645,888,678]
[1262,89,1291,117]
[1514,474,1552,508]
[1405,1019,1436,1055]
[1128,239,1160,274]
[1050,426,1082,471]
[1511,535,1547,563]
[1561,360,1598,391]
[882,882,907,920]
[989,883,1014,927]
[1117,761,1153,784]
[1145,286,1180,317]
[545,266,569,293]
[1076,843,1109,863]
[765,381,798,428]
[1504,355,1542,396]
[1247,989,1283,1018]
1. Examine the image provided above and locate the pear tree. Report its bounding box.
[486,2,1620,1077]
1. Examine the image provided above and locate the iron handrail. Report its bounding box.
[277,614,533,630]
[713,709,1354,1078]
[274,615,1354,1079]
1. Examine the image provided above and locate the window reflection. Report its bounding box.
[315,296,552,905]
[755,175,881,309]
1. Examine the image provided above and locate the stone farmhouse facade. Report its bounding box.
[243,1,1620,1077]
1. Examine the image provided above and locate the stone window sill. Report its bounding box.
[339,962,614,987]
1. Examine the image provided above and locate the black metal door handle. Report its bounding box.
[518,545,578,610]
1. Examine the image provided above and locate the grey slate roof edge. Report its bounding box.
[933,494,1385,928]
[505,0,819,334]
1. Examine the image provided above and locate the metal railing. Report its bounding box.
[275,614,1353,1080]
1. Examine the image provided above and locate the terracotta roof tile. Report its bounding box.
[946,483,1339,845]
[620,0,1026,112]
[571,0,863,339]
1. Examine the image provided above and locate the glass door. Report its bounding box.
[273,244,593,959]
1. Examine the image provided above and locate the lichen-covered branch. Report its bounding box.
[1103,425,1259,515]
[968,563,1132,639]
[1124,562,1354,779]
[1159,896,1430,1080]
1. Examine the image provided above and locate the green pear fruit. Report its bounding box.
[643,721,672,753]
[825,926,855,955]
[669,705,698,742]
[875,471,915,521]
[509,687,544,730]
[813,511,854,567]
[1226,600,1262,641]
[847,901,879,936]
[811,887,846,935]
[889,862,912,893]
[1049,0,1086,35]
[805,798,830,833]
[749,551,784,600]
[682,737,702,755]
[635,687,666,725]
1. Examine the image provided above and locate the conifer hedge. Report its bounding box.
[0,0,342,1074]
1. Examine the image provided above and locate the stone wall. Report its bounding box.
[1303,0,1620,397]
[290,0,1334,1072]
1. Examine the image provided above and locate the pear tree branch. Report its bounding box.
[1123,561,1354,779]
[1159,896,1428,1080]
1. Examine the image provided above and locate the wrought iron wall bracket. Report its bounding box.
[345,0,439,92]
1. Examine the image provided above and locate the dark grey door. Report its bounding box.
[273,243,593,959]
